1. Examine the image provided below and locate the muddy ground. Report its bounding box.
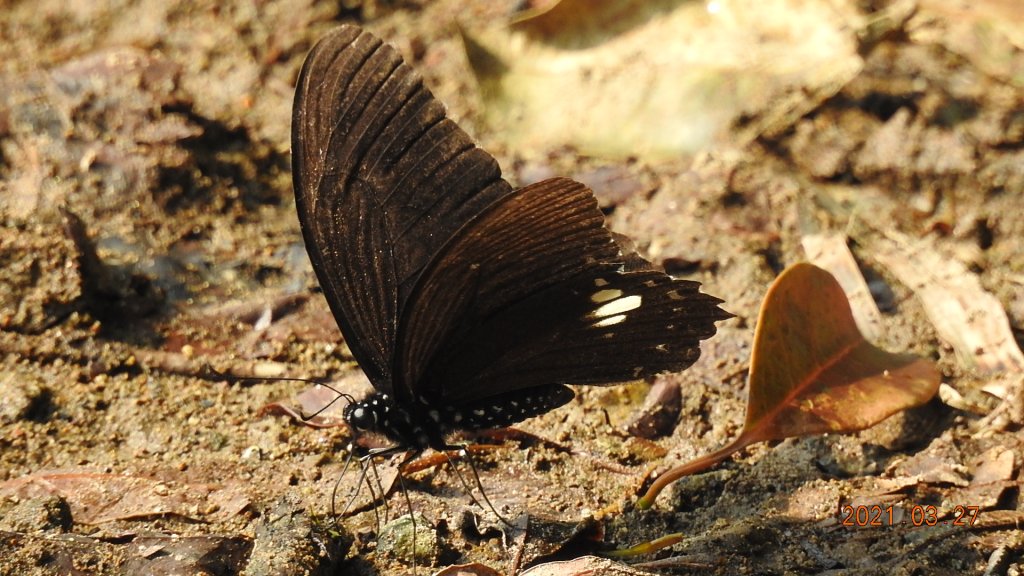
[1,1,1023,575]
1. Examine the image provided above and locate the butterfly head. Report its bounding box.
[343,392,394,435]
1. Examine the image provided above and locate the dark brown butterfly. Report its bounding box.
[291,25,730,455]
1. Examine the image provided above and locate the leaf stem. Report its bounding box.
[636,434,754,509]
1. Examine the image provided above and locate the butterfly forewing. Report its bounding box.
[292,26,514,391]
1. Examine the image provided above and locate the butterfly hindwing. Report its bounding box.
[397,178,729,405]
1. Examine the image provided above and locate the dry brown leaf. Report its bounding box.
[873,231,1024,374]
[463,0,862,161]
[952,446,1017,509]
[890,440,971,487]
[433,563,503,576]
[125,534,252,575]
[520,555,655,576]
[625,376,681,439]
[802,232,884,343]
[638,264,940,507]
[910,0,1024,84]
[0,472,249,524]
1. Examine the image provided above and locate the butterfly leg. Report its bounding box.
[440,445,515,528]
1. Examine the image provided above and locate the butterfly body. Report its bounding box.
[292,25,731,453]
[344,385,574,451]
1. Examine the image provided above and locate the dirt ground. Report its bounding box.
[1,1,1023,575]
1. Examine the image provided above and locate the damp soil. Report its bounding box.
[1,1,1023,575]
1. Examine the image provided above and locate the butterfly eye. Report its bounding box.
[343,402,377,431]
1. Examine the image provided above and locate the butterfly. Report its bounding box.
[291,24,730,456]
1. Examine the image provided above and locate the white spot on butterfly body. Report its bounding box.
[590,289,623,303]
[591,295,642,318]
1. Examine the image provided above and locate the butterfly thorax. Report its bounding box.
[343,385,575,451]
[343,392,446,450]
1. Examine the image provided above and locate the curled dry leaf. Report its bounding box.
[432,562,503,576]
[463,0,862,161]
[625,376,682,439]
[954,447,1017,510]
[638,263,940,508]
[520,555,655,576]
[125,534,252,576]
[604,532,683,558]
[872,231,1024,374]
[801,232,883,343]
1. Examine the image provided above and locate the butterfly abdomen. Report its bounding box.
[344,385,574,450]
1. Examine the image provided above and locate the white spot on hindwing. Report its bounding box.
[589,294,641,328]
[594,278,610,287]
[590,289,623,303]
[591,295,642,318]
[594,314,627,327]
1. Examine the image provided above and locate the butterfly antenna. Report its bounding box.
[306,387,355,421]
[446,447,514,528]
[205,370,334,389]
[205,369,355,421]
